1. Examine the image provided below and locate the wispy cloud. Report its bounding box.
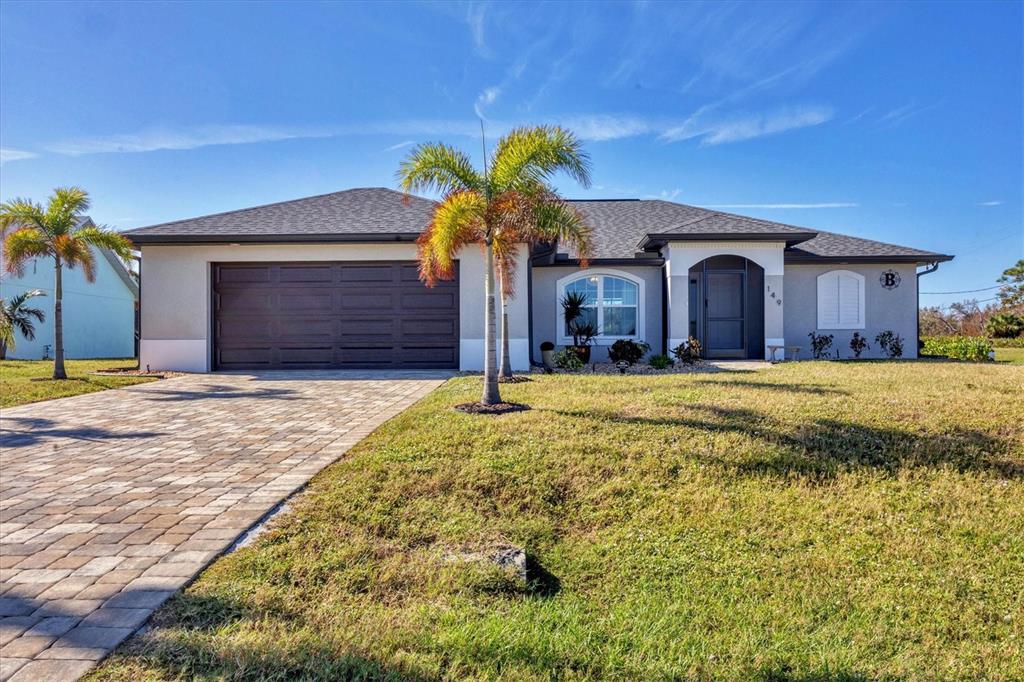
[643,189,683,201]
[465,3,490,57]
[45,121,485,156]
[0,148,38,164]
[382,140,416,152]
[877,101,938,128]
[46,124,336,156]
[474,86,501,119]
[705,202,858,209]
[44,109,832,159]
[661,105,833,145]
[978,200,1004,206]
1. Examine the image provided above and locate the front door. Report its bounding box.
[705,271,745,358]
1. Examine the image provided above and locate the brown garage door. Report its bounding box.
[212,261,459,370]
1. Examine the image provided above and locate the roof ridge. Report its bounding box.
[796,228,947,256]
[124,187,429,233]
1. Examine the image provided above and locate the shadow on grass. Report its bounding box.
[526,555,561,598]
[692,379,851,395]
[0,416,165,447]
[756,665,875,682]
[102,591,429,681]
[551,404,1020,480]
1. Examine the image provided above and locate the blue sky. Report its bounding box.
[1,0,1021,307]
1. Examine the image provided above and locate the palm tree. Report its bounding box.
[0,289,46,360]
[398,125,593,405]
[1,187,133,379]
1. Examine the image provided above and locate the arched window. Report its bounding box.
[557,270,644,343]
[817,270,865,329]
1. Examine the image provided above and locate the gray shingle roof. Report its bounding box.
[786,229,951,261]
[565,200,817,259]
[124,188,435,242]
[124,187,951,262]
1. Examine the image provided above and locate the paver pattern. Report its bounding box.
[0,371,448,681]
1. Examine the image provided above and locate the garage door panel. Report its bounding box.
[339,292,395,310]
[402,291,458,309]
[218,291,274,312]
[279,265,332,283]
[280,291,333,311]
[213,261,459,370]
[339,265,396,283]
[278,318,335,338]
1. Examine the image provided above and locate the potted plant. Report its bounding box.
[540,341,555,370]
[561,291,598,363]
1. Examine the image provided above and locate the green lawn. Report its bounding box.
[0,358,156,408]
[93,362,1023,681]
[996,347,1024,364]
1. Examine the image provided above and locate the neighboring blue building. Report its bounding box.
[1,218,138,360]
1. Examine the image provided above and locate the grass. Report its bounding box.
[92,362,1023,681]
[0,358,156,408]
[996,347,1024,364]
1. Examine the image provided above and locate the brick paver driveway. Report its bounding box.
[0,371,448,681]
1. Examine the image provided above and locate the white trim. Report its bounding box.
[140,339,208,372]
[459,338,530,371]
[816,269,865,330]
[554,268,646,346]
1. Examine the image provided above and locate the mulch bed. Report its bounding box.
[90,368,189,378]
[497,375,533,383]
[453,401,531,415]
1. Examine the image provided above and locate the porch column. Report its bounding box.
[665,245,698,352]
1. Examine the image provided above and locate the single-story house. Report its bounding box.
[1,217,138,360]
[124,188,952,372]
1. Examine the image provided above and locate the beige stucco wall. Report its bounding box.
[139,242,530,372]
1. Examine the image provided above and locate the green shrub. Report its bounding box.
[807,331,833,359]
[922,335,994,362]
[991,336,1024,348]
[648,354,673,369]
[607,339,650,365]
[670,336,702,364]
[552,348,584,371]
[985,312,1024,339]
[875,330,904,359]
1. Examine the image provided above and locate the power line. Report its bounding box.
[920,285,1000,295]
[924,296,1000,309]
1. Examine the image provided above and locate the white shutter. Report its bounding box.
[817,272,840,328]
[837,274,861,326]
[817,270,864,329]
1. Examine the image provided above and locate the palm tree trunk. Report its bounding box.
[53,257,66,380]
[482,240,501,405]
[498,271,513,380]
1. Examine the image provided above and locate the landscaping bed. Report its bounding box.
[91,362,1024,681]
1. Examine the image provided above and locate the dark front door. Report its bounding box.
[705,270,745,358]
[212,261,459,370]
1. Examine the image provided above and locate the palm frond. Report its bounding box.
[490,126,592,194]
[2,228,50,276]
[417,191,486,285]
[54,235,97,282]
[491,233,520,298]
[0,199,47,234]
[397,143,484,198]
[73,224,135,261]
[45,187,91,235]
[531,198,593,267]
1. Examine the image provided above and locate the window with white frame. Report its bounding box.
[817,270,865,329]
[557,271,643,342]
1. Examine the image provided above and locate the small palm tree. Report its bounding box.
[0,290,46,359]
[398,125,593,405]
[1,187,133,379]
